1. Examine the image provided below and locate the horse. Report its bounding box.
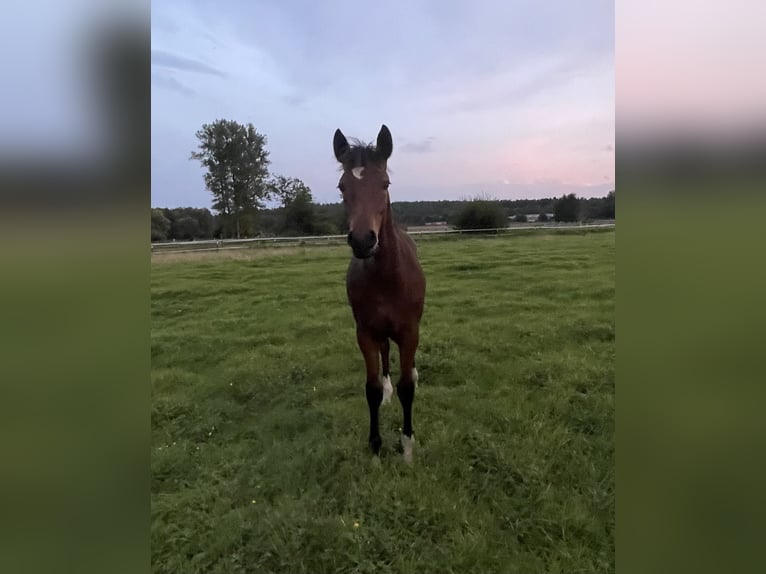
[332,124,426,463]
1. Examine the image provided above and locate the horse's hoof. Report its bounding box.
[369,436,382,456]
[401,434,415,464]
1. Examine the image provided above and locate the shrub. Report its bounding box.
[453,198,507,230]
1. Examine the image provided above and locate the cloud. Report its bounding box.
[400,137,436,154]
[282,93,308,107]
[442,52,607,115]
[151,71,196,97]
[152,49,225,78]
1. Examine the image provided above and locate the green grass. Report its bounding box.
[151,230,615,573]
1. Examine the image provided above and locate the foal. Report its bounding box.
[333,124,426,463]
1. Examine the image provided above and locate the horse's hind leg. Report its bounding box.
[357,328,383,455]
[380,338,393,405]
[396,328,419,464]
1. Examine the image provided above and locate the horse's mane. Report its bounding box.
[337,139,389,172]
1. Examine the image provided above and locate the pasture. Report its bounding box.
[151,230,615,573]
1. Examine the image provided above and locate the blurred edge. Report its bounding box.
[618,153,766,574]
[0,3,150,574]
[617,1,766,573]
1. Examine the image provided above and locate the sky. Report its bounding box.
[151,0,614,208]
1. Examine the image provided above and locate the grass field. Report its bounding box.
[151,230,615,573]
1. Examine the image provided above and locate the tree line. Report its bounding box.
[152,191,614,241]
[152,118,614,241]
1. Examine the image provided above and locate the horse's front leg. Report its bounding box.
[357,327,383,455]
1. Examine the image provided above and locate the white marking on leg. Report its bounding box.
[412,367,419,387]
[401,434,415,464]
[352,166,365,179]
[381,374,393,405]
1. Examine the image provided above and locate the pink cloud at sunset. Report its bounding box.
[498,136,614,187]
[618,0,766,133]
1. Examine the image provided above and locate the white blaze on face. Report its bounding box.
[351,166,365,179]
[381,375,393,404]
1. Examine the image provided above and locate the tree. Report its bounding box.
[513,213,528,223]
[538,212,549,222]
[151,208,171,241]
[190,119,271,238]
[453,196,507,230]
[269,175,317,235]
[269,175,308,205]
[174,216,202,240]
[601,190,615,219]
[554,193,581,222]
[159,207,215,240]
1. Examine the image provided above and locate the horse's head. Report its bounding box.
[333,125,393,259]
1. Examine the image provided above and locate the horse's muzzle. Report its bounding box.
[348,230,378,259]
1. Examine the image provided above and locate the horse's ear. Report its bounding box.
[376,124,393,160]
[333,129,349,162]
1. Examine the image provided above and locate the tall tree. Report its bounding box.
[190,120,271,238]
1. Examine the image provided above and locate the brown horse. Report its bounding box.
[333,124,426,463]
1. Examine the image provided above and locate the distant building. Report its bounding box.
[508,214,554,223]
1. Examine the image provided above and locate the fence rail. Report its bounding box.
[151,221,615,255]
